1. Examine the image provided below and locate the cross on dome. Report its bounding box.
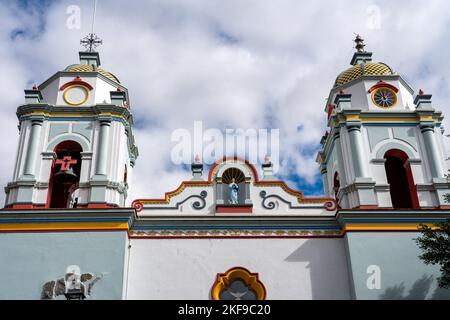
[80,0,102,52]
[80,33,103,52]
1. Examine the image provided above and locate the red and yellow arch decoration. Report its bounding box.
[211,266,266,300]
[131,156,336,211]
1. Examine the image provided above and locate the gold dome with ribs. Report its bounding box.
[64,64,120,83]
[334,62,393,87]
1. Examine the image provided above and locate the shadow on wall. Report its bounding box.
[379,274,450,300]
[285,239,350,300]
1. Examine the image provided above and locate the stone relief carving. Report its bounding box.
[41,266,102,300]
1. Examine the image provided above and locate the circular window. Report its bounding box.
[63,85,89,106]
[372,87,397,108]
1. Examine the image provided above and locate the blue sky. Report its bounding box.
[0,0,450,203]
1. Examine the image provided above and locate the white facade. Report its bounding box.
[126,238,351,300]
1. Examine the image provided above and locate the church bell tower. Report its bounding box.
[4,35,138,209]
[317,35,449,210]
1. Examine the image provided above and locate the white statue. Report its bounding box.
[229,178,239,204]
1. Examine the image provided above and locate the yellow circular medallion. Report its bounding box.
[63,85,89,106]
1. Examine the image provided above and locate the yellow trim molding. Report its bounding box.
[0,221,129,232]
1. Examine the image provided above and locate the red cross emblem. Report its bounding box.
[55,156,77,171]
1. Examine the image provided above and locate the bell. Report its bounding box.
[54,167,78,185]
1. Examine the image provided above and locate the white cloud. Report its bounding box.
[0,0,449,204]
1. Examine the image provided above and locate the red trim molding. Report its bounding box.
[208,156,260,182]
[7,204,41,209]
[216,205,253,213]
[85,203,118,209]
[368,81,399,93]
[59,77,94,91]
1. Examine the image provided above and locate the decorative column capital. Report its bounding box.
[97,115,112,125]
[41,151,57,160]
[347,123,362,132]
[30,115,45,124]
[420,124,435,133]
[332,129,341,140]
[80,152,93,160]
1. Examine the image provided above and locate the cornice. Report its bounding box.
[16,104,133,123]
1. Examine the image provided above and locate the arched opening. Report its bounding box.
[221,168,246,205]
[48,140,82,208]
[384,149,419,209]
[333,172,340,203]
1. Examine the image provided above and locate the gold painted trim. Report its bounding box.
[0,221,129,232]
[211,267,266,300]
[138,182,213,205]
[63,85,90,106]
[346,114,360,121]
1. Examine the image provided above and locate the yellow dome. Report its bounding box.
[334,62,393,87]
[64,64,120,83]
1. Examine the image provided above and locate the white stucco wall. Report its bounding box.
[126,238,351,300]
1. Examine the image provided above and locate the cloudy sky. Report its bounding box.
[1,0,450,204]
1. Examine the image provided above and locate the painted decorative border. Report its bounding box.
[132,182,212,209]
[129,229,342,238]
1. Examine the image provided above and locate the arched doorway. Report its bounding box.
[384,149,419,209]
[48,140,82,208]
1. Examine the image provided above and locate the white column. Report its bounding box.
[216,178,224,204]
[320,167,330,196]
[347,125,369,178]
[23,119,43,177]
[421,125,444,179]
[244,177,252,204]
[80,152,93,182]
[334,130,347,186]
[95,119,111,176]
